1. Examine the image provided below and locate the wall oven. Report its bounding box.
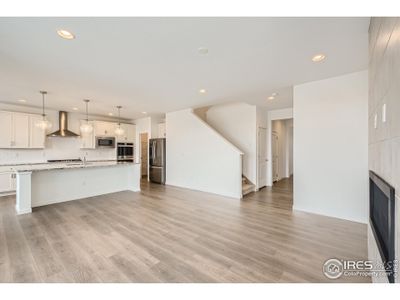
[95,136,116,148]
[117,142,134,162]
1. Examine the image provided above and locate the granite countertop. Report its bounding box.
[0,160,139,173]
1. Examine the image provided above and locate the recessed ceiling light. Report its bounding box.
[199,89,206,94]
[267,96,275,100]
[18,99,27,103]
[72,107,78,111]
[108,112,113,116]
[142,112,147,114]
[271,92,278,97]
[57,29,75,40]
[198,47,209,55]
[312,54,326,62]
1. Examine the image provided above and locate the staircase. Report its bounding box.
[242,175,255,196]
[193,105,256,199]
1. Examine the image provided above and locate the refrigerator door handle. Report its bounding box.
[152,142,156,161]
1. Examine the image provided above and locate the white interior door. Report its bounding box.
[257,127,267,188]
[272,132,279,182]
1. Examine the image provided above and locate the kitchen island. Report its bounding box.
[0,161,141,214]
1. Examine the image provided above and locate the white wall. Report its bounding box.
[166,109,243,199]
[293,70,368,223]
[206,102,257,184]
[0,103,120,164]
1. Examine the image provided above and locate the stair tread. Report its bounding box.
[242,181,255,196]
[242,183,254,188]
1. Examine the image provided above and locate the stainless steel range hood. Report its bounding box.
[47,111,80,137]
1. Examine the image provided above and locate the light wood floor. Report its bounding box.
[0,177,370,283]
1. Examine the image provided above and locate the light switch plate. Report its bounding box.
[382,103,387,123]
[374,113,378,129]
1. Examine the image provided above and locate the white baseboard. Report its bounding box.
[0,191,16,197]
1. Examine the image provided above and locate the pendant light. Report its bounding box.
[35,91,52,130]
[114,106,125,136]
[80,99,93,134]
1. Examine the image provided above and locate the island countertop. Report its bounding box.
[0,160,140,173]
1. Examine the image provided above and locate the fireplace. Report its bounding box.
[369,171,396,283]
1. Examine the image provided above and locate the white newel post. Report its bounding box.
[16,171,32,214]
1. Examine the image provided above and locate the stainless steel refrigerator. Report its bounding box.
[149,138,166,184]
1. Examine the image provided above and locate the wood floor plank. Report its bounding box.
[18,215,74,282]
[2,213,41,282]
[0,177,370,282]
[0,215,11,282]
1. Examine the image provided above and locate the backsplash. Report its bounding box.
[0,137,116,164]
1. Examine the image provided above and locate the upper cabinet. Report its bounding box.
[94,121,116,137]
[13,114,30,148]
[117,123,136,143]
[80,120,136,148]
[80,120,95,149]
[29,115,46,148]
[0,111,45,149]
[158,123,166,138]
[0,112,13,148]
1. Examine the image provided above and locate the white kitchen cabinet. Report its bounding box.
[0,111,39,149]
[158,123,166,138]
[80,120,96,149]
[80,120,135,147]
[0,111,13,148]
[125,124,136,142]
[29,115,46,148]
[13,114,30,148]
[94,121,115,136]
[10,173,16,190]
[117,123,135,143]
[0,173,15,193]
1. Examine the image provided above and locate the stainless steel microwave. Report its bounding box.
[95,136,116,148]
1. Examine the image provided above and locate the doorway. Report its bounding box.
[140,133,149,178]
[270,119,293,186]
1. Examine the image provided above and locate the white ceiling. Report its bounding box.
[0,17,369,119]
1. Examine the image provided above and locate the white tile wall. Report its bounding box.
[368,17,400,283]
